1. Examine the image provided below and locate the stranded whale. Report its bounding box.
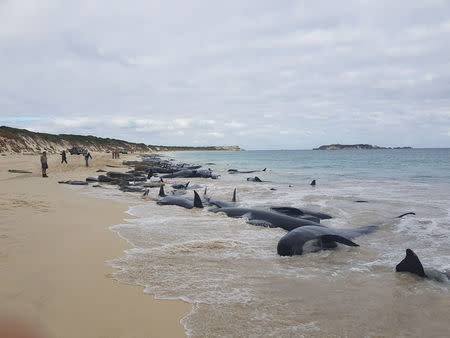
[205,188,237,208]
[228,168,266,174]
[213,207,323,231]
[157,190,204,209]
[270,207,332,220]
[277,225,378,256]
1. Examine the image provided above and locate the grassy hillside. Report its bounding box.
[0,126,241,153]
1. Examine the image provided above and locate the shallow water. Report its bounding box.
[103,149,449,337]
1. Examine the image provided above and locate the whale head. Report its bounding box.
[396,249,426,278]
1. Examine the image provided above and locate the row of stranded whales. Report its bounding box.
[111,157,446,283]
[153,186,424,266]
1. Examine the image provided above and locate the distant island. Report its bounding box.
[313,144,412,150]
[0,126,242,153]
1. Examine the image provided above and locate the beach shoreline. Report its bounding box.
[0,152,190,338]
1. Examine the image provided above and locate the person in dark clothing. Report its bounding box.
[84,152,92,167]
[41,151,48,177]
[61,150,67,164]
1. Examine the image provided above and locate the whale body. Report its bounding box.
[277,225,378,256]
[213,207,322,231]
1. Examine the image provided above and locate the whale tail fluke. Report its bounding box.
[397,212,416,218]
[396,248,426,277]
[143,189,149,196]
[193,190,204,208]
[232,188,237,202]
[158,185,166,197]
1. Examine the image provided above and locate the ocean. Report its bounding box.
[104,149,449,337]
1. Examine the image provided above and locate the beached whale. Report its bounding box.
[161,169,219,179]
[228,168,266,174]
[8,169,32,173]
[247,176,263,182]
[205,188,237,208]
[58,180,88,185]
[270,207,332,220]
[396,249,450,282]
[172,182,190,190]
[213,207,322,231]
[157,190,204,209]
[277,225,378,256]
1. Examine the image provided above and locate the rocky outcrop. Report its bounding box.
[313,144,412,150]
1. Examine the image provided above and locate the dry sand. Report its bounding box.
[0,152,190,338]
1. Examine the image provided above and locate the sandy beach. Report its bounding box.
[0,152,190,338]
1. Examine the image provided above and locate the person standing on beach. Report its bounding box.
[61,150,67,164]
[84,151,92,167]
[40,151,48,177]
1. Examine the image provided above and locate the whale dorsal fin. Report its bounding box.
[193,191,203,208]
[204,187,207,196]
[232,188,236,202]
[397,212,416,218]
[185,181,190,189]
[158,185,166,197]
[396,249,426,277]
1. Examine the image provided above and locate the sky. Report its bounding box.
[1,0,449,150]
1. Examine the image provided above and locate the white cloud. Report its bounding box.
[1,0,449,149]
[224,121,245,129]
[207,132,224,138]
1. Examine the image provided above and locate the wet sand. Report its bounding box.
[0,152,190,338]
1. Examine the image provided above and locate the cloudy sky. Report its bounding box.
[1,0,449,149]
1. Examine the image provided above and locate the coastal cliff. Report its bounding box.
[313,144,412,150]
[0,126,242,153]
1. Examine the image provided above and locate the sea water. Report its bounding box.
[106,149,449,337]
